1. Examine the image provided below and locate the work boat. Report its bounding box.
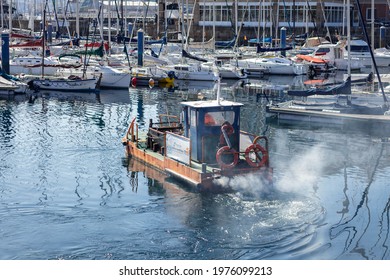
[122,100,272,192]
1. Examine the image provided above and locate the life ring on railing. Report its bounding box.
[216,146,238,169]
[245,144,268,168]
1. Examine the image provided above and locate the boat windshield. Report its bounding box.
[204,111,235,126]
[315,47,330,55]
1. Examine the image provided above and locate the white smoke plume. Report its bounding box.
[214,141,331,199]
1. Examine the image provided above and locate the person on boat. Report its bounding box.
[204,113,216,125]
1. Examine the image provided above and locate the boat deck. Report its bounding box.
[136,140,236,174]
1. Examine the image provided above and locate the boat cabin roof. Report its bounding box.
[181,99,243,109]
[348,39,368,46]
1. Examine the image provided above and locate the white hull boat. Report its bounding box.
[236,56,307,76]
[160,64,219,81]
[344,39,390,67]
[27,75,101,93]
[56,65,130,89]
[294,42,365,72]
[0,76,28,94]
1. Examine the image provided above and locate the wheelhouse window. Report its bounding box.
[204,111,235,126]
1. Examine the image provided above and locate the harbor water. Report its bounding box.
[1,79,390,260]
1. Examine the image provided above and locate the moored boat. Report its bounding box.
[26,74,101,93]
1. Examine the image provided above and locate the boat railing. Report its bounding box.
[240,131,269,151]
[240,131,270,167]
[158,114,180,127]
[147,127,166,153]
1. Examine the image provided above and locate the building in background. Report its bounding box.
[2,0,390,47]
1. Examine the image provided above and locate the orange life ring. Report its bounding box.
[245,144,268,168]
[216,146,238,169]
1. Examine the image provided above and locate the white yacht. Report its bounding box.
[294,42,365,72]
[236,55,307,76]
[344,39,390,67]
[159,63,219,81]
[55,64,131,89]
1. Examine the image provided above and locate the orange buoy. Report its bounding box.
[148,78,155,88]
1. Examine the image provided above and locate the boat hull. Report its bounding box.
[123,139,272,193]
[266,103,390,135]
[29,76,100,93]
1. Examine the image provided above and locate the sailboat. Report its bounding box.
[26,0,101,93]
[266,0,390,131]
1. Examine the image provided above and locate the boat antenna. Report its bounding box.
[216,77,221,105]
[355,0,388,109]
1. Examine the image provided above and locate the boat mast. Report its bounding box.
[355,0,387,108]
[1,0,3,29]
[9,0,12,32]
[41,0,48,78]
[370,0,374,75]
[347,0,351,77]
[76,0,79,37]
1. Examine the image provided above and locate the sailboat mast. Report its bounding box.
[355,0,387,108]
[41,0,48,78]
[76,0,79,37]
[347,0,351,77]
[9,0,12,32]
[1,0,3,29]
[370,0,374,75]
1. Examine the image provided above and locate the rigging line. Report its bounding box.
[305,1,318,37]
[233,0,250,51]
[319,1,332,43]
[281,0,292,32]
[143,0,151,31]
[60,0,71,36]
[82,18,91,79]
[51,0,61,35]
[224,0,235,35]
[355,0,387,107]
[158,1,177,57]
[184,0,198,51]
